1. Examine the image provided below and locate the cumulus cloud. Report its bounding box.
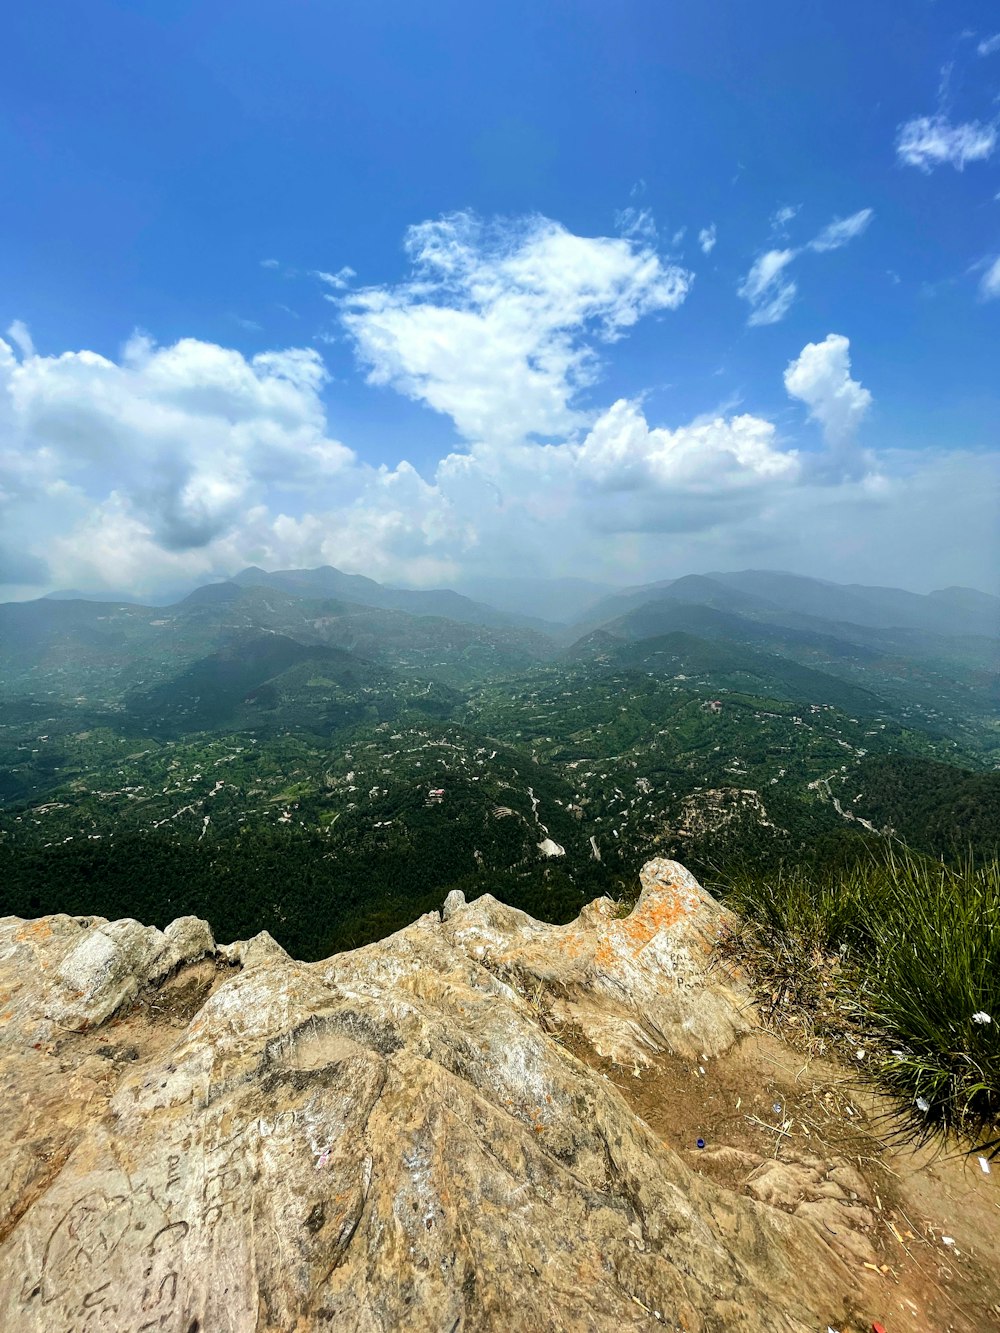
[698,224,717,254]
[895,114,997,171]
[784,334,872,477]
[572,400,798,499]
[0,330,354,564]
[339,211,692,445]
[979,256,1000,300]
[739,209,873,326]
[0,319,814,595]
[1,213,995,599]
[978,33,1000,57]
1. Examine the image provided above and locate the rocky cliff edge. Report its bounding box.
[0,859,994,1331]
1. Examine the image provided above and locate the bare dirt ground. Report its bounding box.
[562,1025,1000,1333]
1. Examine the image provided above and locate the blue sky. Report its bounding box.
[0,0,997,596]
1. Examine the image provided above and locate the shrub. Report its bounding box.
[715,846,1000,1149]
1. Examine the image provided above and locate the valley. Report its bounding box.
[1,567,996,961]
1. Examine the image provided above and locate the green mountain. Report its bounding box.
[580,569,1000,640]
[578,577,998,762]
[231,564,554,632]
[2,566,996,960]
[706,569,1000,639]
[565,629,884,714]
[0,582,555,701]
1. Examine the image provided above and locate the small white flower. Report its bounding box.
[916,1096,931,1113]
[971,1011,993,1025]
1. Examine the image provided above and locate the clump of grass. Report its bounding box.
[857,848,999,1146]
[714,847,1000,1149]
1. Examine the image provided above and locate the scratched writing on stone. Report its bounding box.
[33,1191,133,1304]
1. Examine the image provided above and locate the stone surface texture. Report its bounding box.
[0,861,870,1331]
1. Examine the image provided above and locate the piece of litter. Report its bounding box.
[696,1138,705,1149]
[941,1235,955,1246]
[855,1048,866,1060]
[872,1323,887,1333]
[772,1103,782,1114]
[891,1049,905,1057]
[315,1149,331,1170]
[916,1096,930,1113]
[971,1011,992,1025]
[979,1156,991,1175]
[699,1066,706,1075]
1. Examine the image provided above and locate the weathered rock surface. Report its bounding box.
[0,862,872,1330]
[440,858,755,1065]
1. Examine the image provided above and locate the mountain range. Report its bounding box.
[1,563,996,962]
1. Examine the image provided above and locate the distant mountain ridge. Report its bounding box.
[575,569,1000,641]
[230,564,554,633]
[21,565,1000,642]
[5,567,995,757]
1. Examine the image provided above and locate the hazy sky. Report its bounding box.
[1,0,998,598]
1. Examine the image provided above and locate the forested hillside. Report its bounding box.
[1,567,996,959]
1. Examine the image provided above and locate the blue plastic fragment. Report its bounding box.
[696,1138,705,1149]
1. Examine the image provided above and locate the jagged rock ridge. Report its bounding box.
[0,862,902,1330]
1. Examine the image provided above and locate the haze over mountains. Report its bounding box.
[38,563,1000,634]
[6,565,997,740]
[3,561,997,960]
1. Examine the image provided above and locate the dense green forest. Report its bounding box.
[1,570,997,960]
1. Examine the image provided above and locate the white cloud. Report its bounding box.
[6,321,34,359]
[0,316,814,594]
[896,114,997,171]
[260,258,281,269]
[808,208,874,253]
[978,33,1000,57]
[614,207,658,242]
[738,209,873,326]
[738,249,798,326]
[339,211,692,445]
[1,215,995,599]
[0,330,354,567]
[771,205,800,236]
[573,399,798,495]
[313,266,357,290]
[698,224,717,254]
[784,334,872,476]
[980,256,1000,300]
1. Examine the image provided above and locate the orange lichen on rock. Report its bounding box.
[13,920,54,943]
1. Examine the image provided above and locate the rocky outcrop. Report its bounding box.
[0,861,873,1330]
